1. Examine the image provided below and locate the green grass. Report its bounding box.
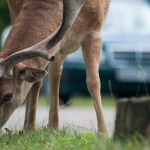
[70,95,116,107]
[0,127,150,150]
[38,95,116,108]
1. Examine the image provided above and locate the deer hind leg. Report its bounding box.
[82,33,110,136]
[47,53,67,129]
[24,80,42,130]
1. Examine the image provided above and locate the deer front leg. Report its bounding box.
[24,80,42,130]
[47,54,66,129]
[82,33,110,136]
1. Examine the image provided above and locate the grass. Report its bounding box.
[38,95,116,108]
[15,95,150,149]
[0,127,150,150]
[2,96,149,149]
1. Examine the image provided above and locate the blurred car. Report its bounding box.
[59,0,150,103]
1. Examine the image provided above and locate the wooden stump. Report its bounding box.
[114,98,150,139]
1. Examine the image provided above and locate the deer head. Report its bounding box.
[0,0,86,127]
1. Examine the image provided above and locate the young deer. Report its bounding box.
[0,0,110,135]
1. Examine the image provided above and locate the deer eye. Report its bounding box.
[3,93,13,102]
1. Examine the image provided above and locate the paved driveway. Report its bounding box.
[3,106,116,134]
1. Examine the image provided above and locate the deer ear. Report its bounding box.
[19,67,47,83]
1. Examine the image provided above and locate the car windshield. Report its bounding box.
[103,1,150,35]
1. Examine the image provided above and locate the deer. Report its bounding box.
[0,0,111,136]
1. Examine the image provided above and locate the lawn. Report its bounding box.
[0,127,149,150]
[38,94,116,108]
[1,95,150,149]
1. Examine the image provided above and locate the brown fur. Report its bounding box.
[0,0,111,135]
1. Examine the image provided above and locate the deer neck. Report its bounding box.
[6,0,27,22]
[1,0,63,70]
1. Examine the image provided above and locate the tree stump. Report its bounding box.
[114,98,150,139]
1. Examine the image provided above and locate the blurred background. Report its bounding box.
[1,0,150,105]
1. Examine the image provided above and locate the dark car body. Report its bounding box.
[59,0,150,102]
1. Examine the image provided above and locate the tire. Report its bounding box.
[59,94,70,105]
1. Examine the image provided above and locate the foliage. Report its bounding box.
[0,1,10,48]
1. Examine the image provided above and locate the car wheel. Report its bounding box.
[59,94,70,105]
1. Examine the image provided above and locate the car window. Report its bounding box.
[103,1,150,35]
